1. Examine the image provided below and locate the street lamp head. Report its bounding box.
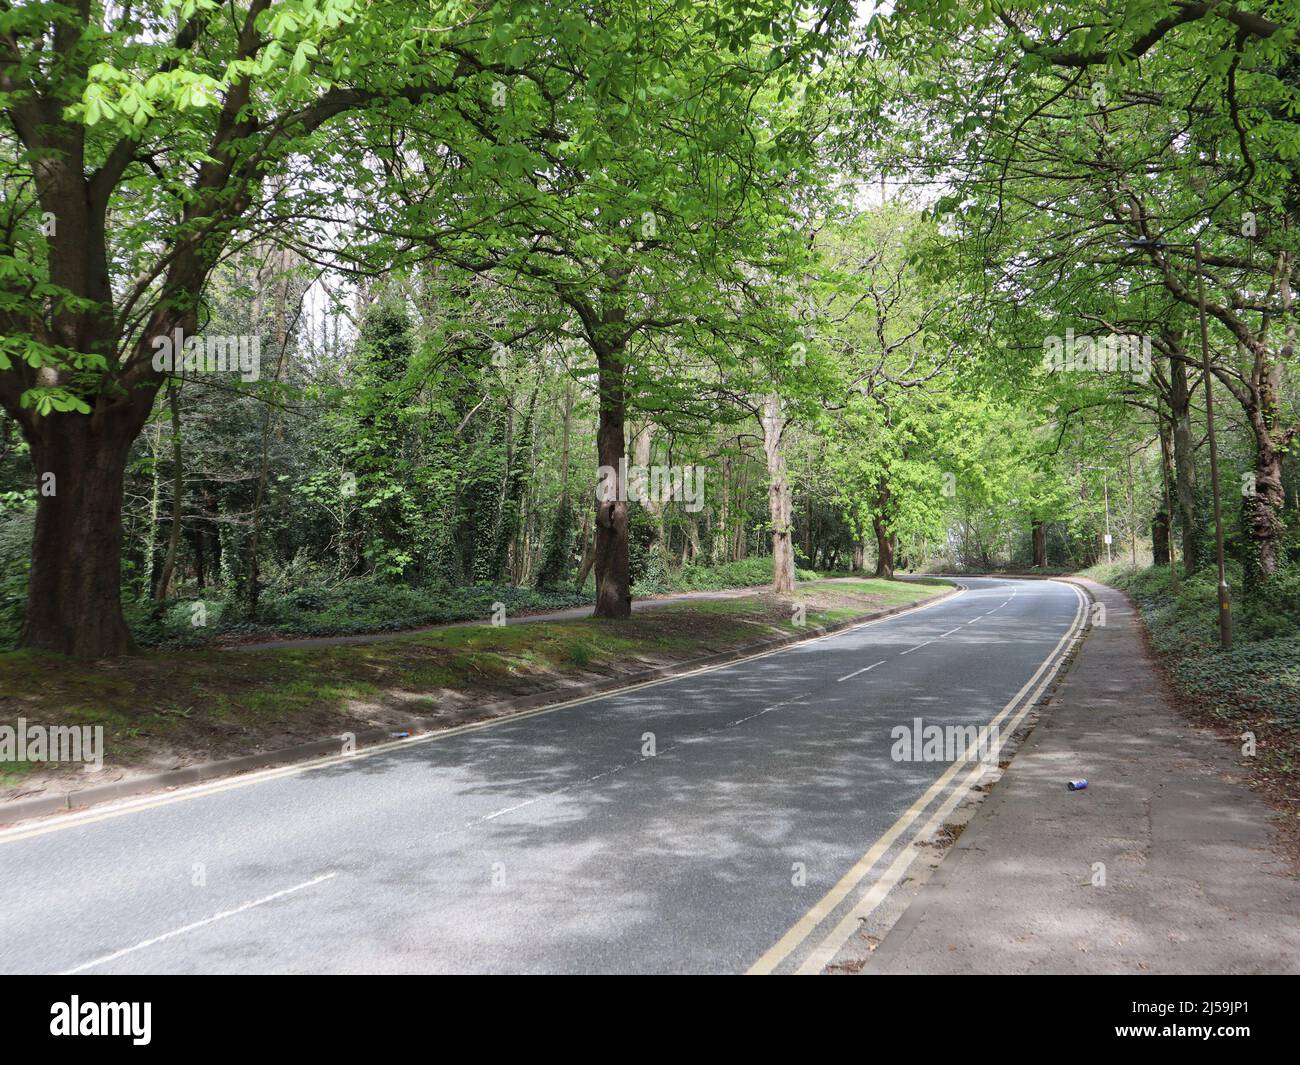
[1120,236,1165,250]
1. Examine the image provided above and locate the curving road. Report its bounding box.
[0,577,1085,974]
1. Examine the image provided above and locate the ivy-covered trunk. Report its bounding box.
[1246,407,1288,580]
[492,385,538,580]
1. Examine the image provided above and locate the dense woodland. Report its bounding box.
[1,1,1297,657]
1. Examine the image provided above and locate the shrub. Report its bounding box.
[644,556,818,593]
[1104,563,1300,730]
[0,507,32,649]
[132,577,596,647]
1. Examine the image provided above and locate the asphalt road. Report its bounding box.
[0,577,1084,974]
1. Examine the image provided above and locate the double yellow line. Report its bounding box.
[746,581,1087,975]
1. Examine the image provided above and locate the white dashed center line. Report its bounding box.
[836,661,886,683]
[61,872,338,975]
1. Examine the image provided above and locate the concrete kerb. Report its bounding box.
[1,584,962,826]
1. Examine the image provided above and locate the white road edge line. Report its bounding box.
[59,872,338,975]
[836,661,886,683]
[0,585,968,846]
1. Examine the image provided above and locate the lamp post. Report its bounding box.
[1122,236,1231,649]
[1082,465,1112,564]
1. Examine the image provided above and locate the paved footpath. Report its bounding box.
[864,578,1300,975]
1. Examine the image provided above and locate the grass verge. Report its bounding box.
[1083,561,1299,820]
[0,577,950,802]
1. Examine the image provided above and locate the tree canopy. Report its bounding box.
[1,0,1296,657]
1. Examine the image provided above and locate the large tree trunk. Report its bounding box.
[592,343,631,618]
[20,407,149,657]
[873,480,894,578]
[873,520,894,577]
[1243,267,1295,581]
[1246,416,1287,579]
[1031,519,1046,568]
[761,393,794,595]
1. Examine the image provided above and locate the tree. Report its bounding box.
[360,3,826,615]
[874,0,1299,581]
[0,0,548,655]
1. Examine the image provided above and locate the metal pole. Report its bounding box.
[1103,474,1112,564]
[1160,417,1180,593]
[1195,240,1232,650]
